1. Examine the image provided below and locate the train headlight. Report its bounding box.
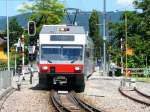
[41,66,48,70]
[75,66,81,71]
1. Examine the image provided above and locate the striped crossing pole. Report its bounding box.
[21,35,25,80]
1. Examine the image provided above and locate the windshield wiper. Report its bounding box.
[70,58,77,63]
[47,59,52,63]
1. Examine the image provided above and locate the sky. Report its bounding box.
[0,0,135,16]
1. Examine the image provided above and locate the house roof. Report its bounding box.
[0,38,6,46]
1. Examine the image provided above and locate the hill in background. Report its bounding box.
[0,11,122,36]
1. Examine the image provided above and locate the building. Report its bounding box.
[0,38,7,63]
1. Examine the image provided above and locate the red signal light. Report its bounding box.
[28,21,36,36]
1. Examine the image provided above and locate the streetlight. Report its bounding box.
[6,0,10,71]
[103,0,106,74]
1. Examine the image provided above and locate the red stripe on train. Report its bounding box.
[38,64,84,73]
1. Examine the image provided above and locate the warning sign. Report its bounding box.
[126,48,134,56]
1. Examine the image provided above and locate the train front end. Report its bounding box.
[38,25,86,92]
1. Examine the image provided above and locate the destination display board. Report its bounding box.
[50,35,74,41]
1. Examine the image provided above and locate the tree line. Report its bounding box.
[108,0,150,68]
[2,0,145,68]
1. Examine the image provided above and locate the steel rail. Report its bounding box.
[119,87,150,106]
[50,90,71,112]
[134,87,150,99]
[0,88,15,111]
[69,92,104,112]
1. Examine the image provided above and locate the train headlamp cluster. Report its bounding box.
[59,28,70,32]
[41,66,48,70]
[75,66,81,71]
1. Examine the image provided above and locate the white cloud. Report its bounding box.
[16,4,24,10]
[117,0,134,6]
[16,2,33,11]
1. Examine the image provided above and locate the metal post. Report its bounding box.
[103,0,106,74]
[15,47,17,75]
[146,56,147,68]
[125,12,128,77]
[99,47,101,71]
[21,35,25,80]
[6,0,10,71]
[121,38,123,74]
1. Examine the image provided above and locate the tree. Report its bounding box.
[89,10,102,58]
[18,0,65,34]
[133,0,150,66]
[7,18,23,48]
[108,0,150,67]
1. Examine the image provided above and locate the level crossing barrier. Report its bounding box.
[0,70,13,89]
[115,67,150,76]
[127,68,150,76]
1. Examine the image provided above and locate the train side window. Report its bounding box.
[86,51,90,57]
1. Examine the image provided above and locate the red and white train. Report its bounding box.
[38,25,94,92]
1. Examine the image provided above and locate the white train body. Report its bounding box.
[38,25,94,92]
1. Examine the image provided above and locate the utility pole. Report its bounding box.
[6,0,10,71]
[103,0,106,74]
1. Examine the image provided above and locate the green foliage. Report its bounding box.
[18,0,65,35]
[115,68,122,77]
[89,10,102,58]
[89,10,100,38]
[6,18,23,48]
[108,0,150,67]
[17,0,65,65]
[0,63,7,68]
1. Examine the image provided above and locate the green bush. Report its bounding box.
[115,68,122,77]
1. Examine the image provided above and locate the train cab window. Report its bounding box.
[41,45,83,62]
[41,46,61,61]
[62,46,83,61]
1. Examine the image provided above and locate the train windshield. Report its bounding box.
[41,45,82,62]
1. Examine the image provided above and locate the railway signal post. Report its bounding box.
[21,35,25,80]
[27,21,36,62]
[28,21,36,36]
[27,21,36,83]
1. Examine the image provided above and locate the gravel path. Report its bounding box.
[1,67,150,112]
[0,73,55,112]
[82,72,150,112]
[136,82,150,94]
[1,89,54,112]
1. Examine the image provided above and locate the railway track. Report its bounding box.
[0,88,15,111]
[50,90,104,112]
[119,87,150,106]
[134,87,150,99]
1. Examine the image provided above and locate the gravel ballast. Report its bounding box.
[82,72,150,112]
[0,73,55,112]
[1,68,150,112]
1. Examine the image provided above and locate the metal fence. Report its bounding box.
[114,67,150,76]
[0,67,14,71]
[127,68,150,76]
[0,70,13,89]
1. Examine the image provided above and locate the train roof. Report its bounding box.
[40,25,86,34]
